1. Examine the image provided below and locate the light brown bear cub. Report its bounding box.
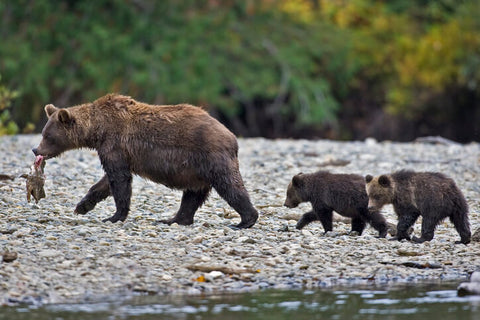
[32,94,258,229]
[365,170,470,244]
[284,171,388,237]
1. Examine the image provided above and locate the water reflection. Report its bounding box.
[2,283,480,320]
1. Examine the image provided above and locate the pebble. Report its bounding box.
[0,135,479,305]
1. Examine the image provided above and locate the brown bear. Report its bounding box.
[365,170,471,244]
[284,171,388,237]
[32,94,258,229]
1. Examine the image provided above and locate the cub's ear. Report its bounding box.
[45,104,58,117]
[365,175,373,183]
[292,173,304,188]
[378,175,391,187]
[57,109,73,125]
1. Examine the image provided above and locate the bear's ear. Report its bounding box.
[292,173,304,188]
[57,109,73,125]
[365,175,373,183]
[45,104,58,117]
[378,175,390,187]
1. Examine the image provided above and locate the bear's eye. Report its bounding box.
[44,134,55,144]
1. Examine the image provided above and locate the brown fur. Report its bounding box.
[284,171,388,237]
[33,94,258,228]
[365,170,471,244]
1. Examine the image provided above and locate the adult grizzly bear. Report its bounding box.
[365,170,470,244]
[284,171,388,237]
[32,94,258,229]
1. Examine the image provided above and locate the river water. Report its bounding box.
[2,283,480,319]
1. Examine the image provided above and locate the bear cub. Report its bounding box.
[284,171,388,237]
[32,94,258,229]
[365,170,471,244]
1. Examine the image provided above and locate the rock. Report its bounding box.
[1,251,18,263]
[397,249,423,257]
[205,271,224,282]
[472,228,480,242]
[458,282,480,296]
[457,271,480,296]
[38,250,62,258]
[471,271,480,283]
[301,230,313,236]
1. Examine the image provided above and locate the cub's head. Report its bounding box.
[32,104,78,159]
[284,173,307,208]
[365,174,394,211]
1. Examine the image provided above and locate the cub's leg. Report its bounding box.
[449,208,471,244]
[392,209,420,241]
[350,217,366,235]
[296,211,319,230]
[412,217,437,243]
[315,208,333,234]
[358,207,388,238]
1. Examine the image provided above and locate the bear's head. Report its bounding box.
[365,174,394,211]
[32,104,79,159]
[284,173,307,208]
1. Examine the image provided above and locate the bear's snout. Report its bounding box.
[32,148,38,156]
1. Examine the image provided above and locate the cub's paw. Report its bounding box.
[389,235,411,242]
[102,213,127,223]
[229,220,255,230]
[376,230,388,238]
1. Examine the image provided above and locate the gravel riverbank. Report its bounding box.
[1,135,479,305]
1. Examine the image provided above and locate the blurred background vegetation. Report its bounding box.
[0,0,479,141]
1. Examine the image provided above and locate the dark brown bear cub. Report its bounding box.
[365,170,470,244]
[284,171,388,237]
[32,94,258,229]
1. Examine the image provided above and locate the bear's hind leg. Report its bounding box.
[450,210,471,244]
[350,217,366,235]
[359,208,388,238]
[296,211,319,230]
[159,188,211,226]
[212,174,258,229]
[412,218,436,243]
[75,174,111,215]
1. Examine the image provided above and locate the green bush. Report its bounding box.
[0,75,19,135]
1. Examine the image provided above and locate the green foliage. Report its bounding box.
[0,0,478,139]
[0,75,19,135]
[0,0,351,136]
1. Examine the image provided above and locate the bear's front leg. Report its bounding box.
[393,211,420,241]
[100,156,132,223]
[316,208,333,234]
[75,174,111,215]
[296,211,319,230]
